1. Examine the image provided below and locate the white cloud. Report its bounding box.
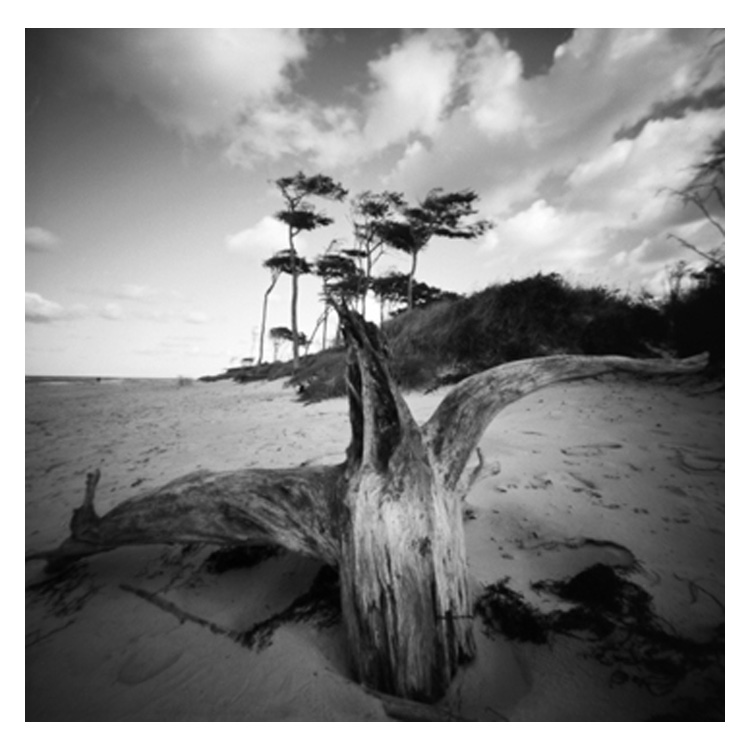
[26,292,65,323]
[226,216,303,257]
[384,29,723,293]
[565,109,725,219]
[226,30,463,169]
[25,292,188,325]
[77,29,308,138]
[116,284,158,300]
[499,200,574,250]
[100,302,124,320]
[26,292,87,323]
[26,227,60,253]
[185,311,209,324]
[477,101,724,289]
[481,199,601,275]
[226,99,363,167]
[230,28,723,184]
[391,29,723,206]
[363,31,460,149]
[389,139,429,181]
[610,235,706,296]
[461,32,529,137]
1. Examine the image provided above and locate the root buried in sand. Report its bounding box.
[120,563,341,650]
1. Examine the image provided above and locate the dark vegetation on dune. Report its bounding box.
[205,266,724,402]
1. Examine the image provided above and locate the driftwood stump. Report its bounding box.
[26,308,709,702]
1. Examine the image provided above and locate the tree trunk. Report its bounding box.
[290,251,300,372]
[322,306,329,352]
[362,253,372,319]
[27,307,709,701]
[258,271,280,365]
[306,310,327,356]
[336,312,474,700]
[407,251,418,310]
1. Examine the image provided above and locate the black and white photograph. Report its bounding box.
[25,25,725,723]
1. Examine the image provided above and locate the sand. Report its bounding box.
[25,372,724,721]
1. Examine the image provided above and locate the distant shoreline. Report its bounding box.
[25,375,177,385]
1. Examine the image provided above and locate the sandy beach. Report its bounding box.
[25,373,724,721]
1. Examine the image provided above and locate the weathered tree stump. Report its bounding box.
[336,313,474,700]
[26,308,709,701]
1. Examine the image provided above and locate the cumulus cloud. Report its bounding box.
[394,30,722,205]
[564,109,725,224]
[362,31,460,149]
[226,216,306,256]
[461,32,529,137]
[227,30,463,168]
[231,29,721,177]
[75,29,307,137]
[26,294,135,324]
[480,199,602,278]
[71,27,722,206]
[477,101,724,293]
[26,292,65,323]
[226,99,363,167]
[381,29,724,293]
[26,227,60,253]
[26,292,87,323]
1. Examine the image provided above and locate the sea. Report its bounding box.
[25,375,192,388]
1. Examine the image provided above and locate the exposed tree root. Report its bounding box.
[121,583,237,638]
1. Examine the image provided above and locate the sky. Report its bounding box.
[25,27,725,378]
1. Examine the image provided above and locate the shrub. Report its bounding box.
[667,262,724,365]
[233,271,716,401]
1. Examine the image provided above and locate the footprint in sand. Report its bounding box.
[672,448,724,474]
[561,443,623,457]
[567,471,598,491]
[660,485,688,498]
[117,647,183,685]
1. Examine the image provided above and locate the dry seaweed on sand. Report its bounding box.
[475,578,549,644]
[478,564,724,696]
[202,543,281,574]
[26,561,101,618]
[236,565,341,650]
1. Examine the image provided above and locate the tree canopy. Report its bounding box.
[271,172,348,369]
[255,175,490,361]
[375,188,491,309]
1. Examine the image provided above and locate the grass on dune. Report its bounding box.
[224,270,723,402]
